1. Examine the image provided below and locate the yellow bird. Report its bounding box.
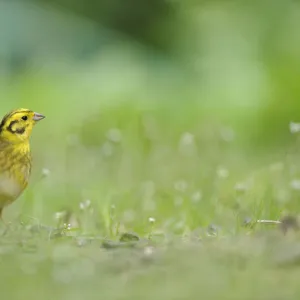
[0,108,45,222]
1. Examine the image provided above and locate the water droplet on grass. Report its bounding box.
[290,179,300,190]
[290,122,300,134]
[178,132,197,156]
[148,217,156,224]
[54,211,67,221]
[243,217,252,226]
[180,132,195,146]
[144,246,154,256]
[217,166,229,178]
[107,128,122,143]
[79,199,91,210]
[234,182,247,193]
[191,191,202,203]
[41,168,50,177]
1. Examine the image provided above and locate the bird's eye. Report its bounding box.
[22,116,28,121]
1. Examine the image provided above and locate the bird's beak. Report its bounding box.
[33,112,45,121]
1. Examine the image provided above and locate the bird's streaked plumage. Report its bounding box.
[0,108,45,221]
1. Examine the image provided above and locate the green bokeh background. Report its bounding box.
[1,1,300,299]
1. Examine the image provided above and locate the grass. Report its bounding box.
[2,1,300,298]
[1,69,300,300]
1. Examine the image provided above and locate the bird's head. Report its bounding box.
[0,108,45,143]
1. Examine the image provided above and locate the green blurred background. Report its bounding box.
[2,0,300,299]
[1,0,300,242]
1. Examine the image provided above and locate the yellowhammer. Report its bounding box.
[0,108,45,222]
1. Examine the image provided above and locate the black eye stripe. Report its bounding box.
[6,120,26,134]
[7,120,18,133]
[0,109,31,133]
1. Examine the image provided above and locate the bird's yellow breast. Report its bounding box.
[0,142,31,208]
